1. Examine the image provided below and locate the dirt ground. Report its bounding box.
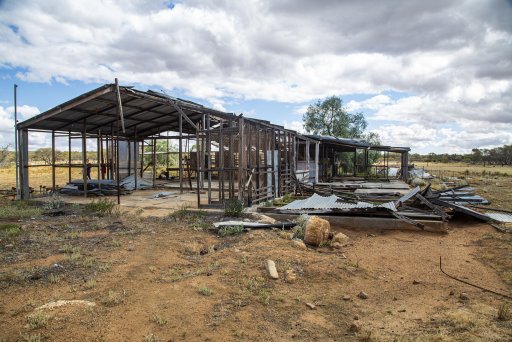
[1,205,511,341]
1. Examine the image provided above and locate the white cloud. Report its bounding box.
[0,0,511,153]
[0,105,41,148]
[283,120,306,134]
[347,95,393,111]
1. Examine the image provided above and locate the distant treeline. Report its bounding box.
[411,144,512,166]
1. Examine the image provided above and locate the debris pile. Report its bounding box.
[59,176,152,196]
[273,181,510,233]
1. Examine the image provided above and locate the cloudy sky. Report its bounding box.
[0,0,511,153]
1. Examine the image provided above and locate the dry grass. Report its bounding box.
[0,165,83,190]
[415,162,512,177]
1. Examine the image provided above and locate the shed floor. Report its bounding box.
[58,189,200,217]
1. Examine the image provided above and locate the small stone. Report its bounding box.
[342,295,351,301]
[353,314,360,320]
[306,302,316,310]
[5,244,14,249]
[349,321,362,332]
[449,290,455,296]
[393,297,398,301]
[330,242,343,249]
[292,239,307,250]
[265,259,279,279]
[459,292,469,301]
[412,280,420,285]
[285,270,297,283]
[333,232,349,244]
[357,291,368,299]
[278,231,294,240]
[398,309,406,312]
[247,233,255,239]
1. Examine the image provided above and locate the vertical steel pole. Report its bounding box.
[14,84,19,199]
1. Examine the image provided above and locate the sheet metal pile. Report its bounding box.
[281,182,507,231]
[60,175,152,196]
[298,180,412,202]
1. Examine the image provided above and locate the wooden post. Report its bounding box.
[219,119,224,201]
[140,139,145,178]
[207,114,212,204]
[315,142,320,183]
[51,130,56,193]
[152,138,156,188]
[196,122,201,207]
[68,130,72,183]
[134,126,138,190]
[179,108,183,193]
[237,117,244,201]
[82,120,87,198]
[97,131,101,182]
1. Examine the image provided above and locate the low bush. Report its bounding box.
[224,199,244,217]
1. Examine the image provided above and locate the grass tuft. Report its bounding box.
[85,198,119,217]
[102,290,123,306]
[218,225,244,237]
[0,201,41,219]
[151,314,168,326]
[497,302,510,321]
[224,199,244,217]
[198,286,213,296]
[0,223,22,238]
[26,312,49,329]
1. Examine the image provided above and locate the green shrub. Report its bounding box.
[224,199,244,217]
[0,223,21,238]
[292,214,309,239]
[85,198,119,216]
[42,195,65,210]
[218,225,244,237]
[0,201,41,219]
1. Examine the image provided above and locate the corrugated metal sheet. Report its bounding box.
[279,193,396,212]
[486,212,512,223]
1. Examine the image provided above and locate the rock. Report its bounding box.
[349,321,362,332]
[353,314,360,320]
[255,214,276,224]
[5,244,14,249]
[285,270,297,283]
[265,259,279,279]
[36,300,96,310]
[247,233,255,239]
[398,309,406,312]
[357,291,368,299]
[292,239,307,250]
[278,231,294,240]
[304,216,330,247]
[411,177,426,186]
[449,290,455,296]
[412,280,421,285]
[333,232,349,244]
[330,242,343,249]
[459,292,469,301]
[342,295,351,301]
[305,302,316,310]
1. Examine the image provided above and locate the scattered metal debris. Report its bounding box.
[439,256,512,300]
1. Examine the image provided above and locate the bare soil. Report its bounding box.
[1,208,511,341]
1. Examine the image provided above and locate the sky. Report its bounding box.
[0,0,511,154]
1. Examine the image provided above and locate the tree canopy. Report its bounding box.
[303,96,367,138]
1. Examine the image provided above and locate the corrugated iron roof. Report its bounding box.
[279,193,397,211]
[486,212,512,223]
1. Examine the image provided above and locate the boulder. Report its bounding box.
[304,216,330,246]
